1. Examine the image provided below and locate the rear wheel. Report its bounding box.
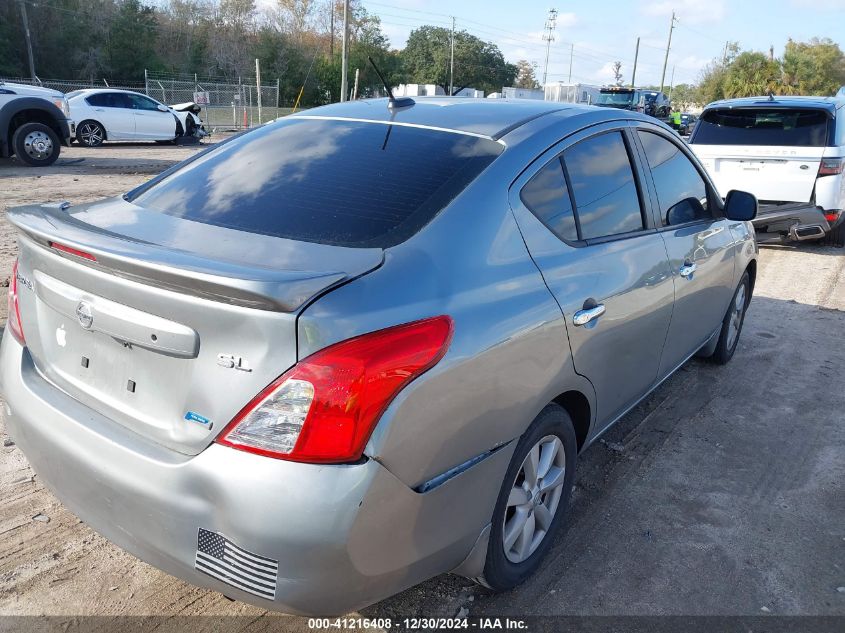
[709,272,750,365]
[77,120,105,147]
[475,403,577,591]
[12,122,60,167]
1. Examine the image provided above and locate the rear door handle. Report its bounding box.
[679,262,697,279]
[573,304,606,326]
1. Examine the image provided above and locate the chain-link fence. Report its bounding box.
[6,71,294,130]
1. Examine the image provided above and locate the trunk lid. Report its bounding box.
[8,198,383,455]
[692,144,824,203]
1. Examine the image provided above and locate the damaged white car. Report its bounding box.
[67,89,207,147]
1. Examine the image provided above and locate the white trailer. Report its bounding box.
[544,82,601,104]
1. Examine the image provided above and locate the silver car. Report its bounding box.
[1,97,758,615]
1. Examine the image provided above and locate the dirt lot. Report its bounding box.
[0,141,843,629]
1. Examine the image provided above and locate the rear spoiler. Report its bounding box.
[7,203,374,312]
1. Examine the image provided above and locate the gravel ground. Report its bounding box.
[0,142,843,629]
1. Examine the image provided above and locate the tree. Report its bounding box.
[108,0,163,77]
[781,38,845,96]
[515,60,539,89]
[401,26,516,95]
[696,41,739,104]
[612,61,623,86]
[721,51,782,98]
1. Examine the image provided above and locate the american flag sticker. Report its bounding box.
[195,528,278,600]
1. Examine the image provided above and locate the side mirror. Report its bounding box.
[157,104,168,112]
[724,190,758,221]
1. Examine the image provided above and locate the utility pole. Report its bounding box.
[542,8,557,87]
[449,16,455,96]
[352,68,359,100]
[568,43,573,83]
[255,58,262,124]
[659,11,677,94]
[722,41,729,64]
[631,37,640,87]
[340,0,349,102]
[18,0,36,81]
[330,2,335,57]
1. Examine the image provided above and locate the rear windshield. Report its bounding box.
[130,117,503,248]
[693,108,830,146]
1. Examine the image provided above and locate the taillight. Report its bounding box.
[217,315,454,463]
[6,260,25,345]
[818,158,844,176]
[825,211,841,222]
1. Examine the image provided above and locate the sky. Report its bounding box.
[358,0,845,88]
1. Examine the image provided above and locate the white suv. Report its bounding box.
[690,95,845,246]
[0,81,74,166]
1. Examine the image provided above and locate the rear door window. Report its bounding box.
[693,108,830,146]
[638,131,712,226]
[563,132,644,239]
[131,118,503,248]
[520,158,578,242]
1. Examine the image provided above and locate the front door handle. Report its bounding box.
[679,262,697,279]
[573,304,606,327]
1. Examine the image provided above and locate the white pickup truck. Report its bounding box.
[0,80,74,166]
[690,95,845,247]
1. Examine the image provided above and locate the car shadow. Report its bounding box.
[759,242,844,257]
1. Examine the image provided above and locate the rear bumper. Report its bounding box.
[752,203,831,243]
[0,334,506,615]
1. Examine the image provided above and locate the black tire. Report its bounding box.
[76,120,105,147]
[185,117,196,136]
[12,122,61,167]
[822,222,845,247]
[476,403,577,591]
[709,271,751,365]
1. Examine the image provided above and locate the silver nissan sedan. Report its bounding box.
[1,97,758,615]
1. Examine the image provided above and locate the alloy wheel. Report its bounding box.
[726,283,746,350]
[79,123,103,146]
[502,434,566,564]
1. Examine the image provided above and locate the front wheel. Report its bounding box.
[476,403,577,591]
[710,271,751,365]
[12,122,61,167]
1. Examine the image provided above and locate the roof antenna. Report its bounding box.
[367,56,414,109]
[768,90,775,101]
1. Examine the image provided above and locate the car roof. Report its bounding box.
[71,88,145,97]
[703,95,845,114]
[292,97,603,140]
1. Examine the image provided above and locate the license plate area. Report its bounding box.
[32,299,194,435]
